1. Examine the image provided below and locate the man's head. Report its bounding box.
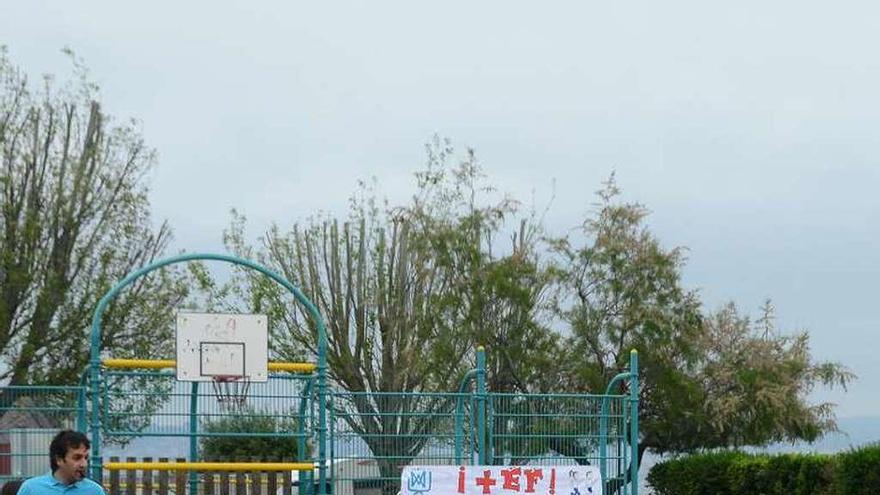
[49,430,90,483]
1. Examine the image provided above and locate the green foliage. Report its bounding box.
[203,137,554,482]
[647,447,880,495]
[648,451,746,495]
[548,175,852,458]
[547,175,706,460]
[0,48,188,435]
[834,443,880,495]
[200,411,302,461]
[695,303,853,450]
[201,138,850,468]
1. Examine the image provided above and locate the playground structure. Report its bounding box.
[2,253,640,495]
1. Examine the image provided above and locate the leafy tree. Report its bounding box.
[547,175,853,469]
[0,48,187,419]
[208,137,552,492]
[200,411,302,461]
[694,300,853,449]
[205,142,850,495]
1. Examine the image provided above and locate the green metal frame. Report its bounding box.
[84,253,640,495]
[454,346,486,464]
[334,348,640,495]
[87,253,330,494]
[599,350,640,495]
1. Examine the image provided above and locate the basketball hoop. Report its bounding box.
[211,375,251,411]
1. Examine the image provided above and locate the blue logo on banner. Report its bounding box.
[407,469,432,494]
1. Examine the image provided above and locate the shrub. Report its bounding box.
[199,410,303,461]
[834,443,880,495]
[647,448,855,495]
[647,451,745,495]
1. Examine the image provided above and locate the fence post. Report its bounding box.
[601,364,636,493]
[189,382,199,495]
[220,471,232,495]
[281,468,291,495]
[109,456,120,495]
[629,350,639,495]
[475,346,487,465]
[204,471,215,495]
[250,457,262,495]
[143,457,153,495]
[77,373,88,433]
[124,457,136,495]
[296,379,313,494]
[455,365,480,464]
[175,458,187,495]
[266,471,277,495]
[235,472,246,495]
[158,458,169,495]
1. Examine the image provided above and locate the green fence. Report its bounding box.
[0,385,87,484]
[325,350,639,495]
[100,370,311,451]
[1,360,639,495]
[99,368,316,495]
[329,391,476,494]
[86,253,331,489]
[63,252,640,495]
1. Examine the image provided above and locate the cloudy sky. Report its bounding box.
[3,1,878,418]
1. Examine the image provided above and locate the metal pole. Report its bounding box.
[189,382,199,495]
[601,370,633,493]
[629,350,639,495]
[89,338,102,480]
[297,379,313,495]
[454,367,479,464]
[77,372,88,433]
[475,347,487,465]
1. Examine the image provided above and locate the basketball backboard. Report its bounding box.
[176,312,268,382]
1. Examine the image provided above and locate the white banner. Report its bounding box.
[400,465,602,495]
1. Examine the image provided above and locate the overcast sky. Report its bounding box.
[2,1,878,418]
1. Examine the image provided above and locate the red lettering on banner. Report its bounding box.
[501,467,522,491]
[549,468,556,494]
[523,469,543,493]
[458,466,466,493]
[475,470,497,494]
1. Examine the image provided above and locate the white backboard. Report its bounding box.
[176,312,268,382]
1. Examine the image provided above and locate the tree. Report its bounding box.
[207,141,849,494]
[210,137,553,492]
[548,175,853,467]
[0,49,188,406]
[693,300,853,449]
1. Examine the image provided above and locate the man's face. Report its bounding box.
[55,444,89,484]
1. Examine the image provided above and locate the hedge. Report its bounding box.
[647,444,879,495]
[835,443,880,495]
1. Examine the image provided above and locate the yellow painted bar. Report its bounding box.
[268,362,316,373]
[102,359,176,369]
[104,462,314,472]
[101,359,316,373]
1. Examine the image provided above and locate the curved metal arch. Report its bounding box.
[87,253,330,493]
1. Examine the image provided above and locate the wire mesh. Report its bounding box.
[101,371,314,462]
[325,390,635,495]
[0,385,87,483]
[489,392,634,494]
[329,391,473,495]
[2,379,636,494]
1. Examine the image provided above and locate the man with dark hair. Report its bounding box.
[17,431,103,495]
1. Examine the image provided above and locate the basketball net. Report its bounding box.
[211,375,251,411]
